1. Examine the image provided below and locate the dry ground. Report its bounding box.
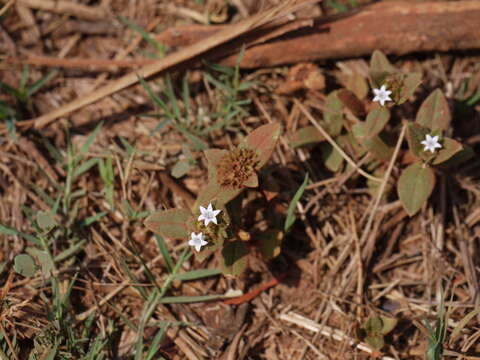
[1,0,480,359]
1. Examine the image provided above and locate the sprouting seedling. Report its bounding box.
[357,315,397,351]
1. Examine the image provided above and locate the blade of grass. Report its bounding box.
[284,173,309,232]
[155,234,174,273]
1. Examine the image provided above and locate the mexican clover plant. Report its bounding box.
[290,50,472,216]
[145,123,281,275]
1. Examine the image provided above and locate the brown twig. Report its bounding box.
[25,0,319,130]
[158,1,480,68]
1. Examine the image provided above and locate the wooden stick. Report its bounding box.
[158,1,480,68]
[30,0,319,129]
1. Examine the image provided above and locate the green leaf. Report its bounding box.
[406,123,433,160]
[243,123,281,168]
[26,248,53,277]
[362,107,390,140]
[432,137,463,165]
[345,73,369,100]
[324,91,344,136]
[284,173,309,232]
[321,143,344,172]
[258,229,284,259]
[36,211,56,230]
[397,72,422,104]
[371,50,396,73]
[144,209,192,239]
[370,50,397,87]
[416,89,451,131]
[221,240,249,276]
[397,162,436,216]
[289,126,324,148]
[435,144,473,168]
[380,316,398,335]
[365,316,383,333]
[364,133,395,161]
[365,335,384,350]
[171,159,193,178]
[14,254,36,277]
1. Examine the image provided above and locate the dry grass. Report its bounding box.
[1,0,480,359]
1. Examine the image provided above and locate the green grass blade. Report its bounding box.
[284,173,309,232]
[27,69,58,97]
[172,268,221,281]
[155,234,174,273]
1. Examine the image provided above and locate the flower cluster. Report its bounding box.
[188,203,221,252]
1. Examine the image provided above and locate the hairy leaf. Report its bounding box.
[397,72,422,104]
[289,126,324,148]
[406,123,434,160]
[324,91,344,136]
[397,162,435,216]
[370,50,397,87]
[243,123,281,168]
[362,107,390,140]
[432,137,463,165]
[14,254,36,277]
[144,209,192,239]
[416,89,451,131]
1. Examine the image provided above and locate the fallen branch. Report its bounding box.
[26,0,319,130]
[158,0,480,68]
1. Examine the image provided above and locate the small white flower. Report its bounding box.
[421,134,442,153]
[372,85,392,106]
[188,232,208,252]
[198,203,221,226]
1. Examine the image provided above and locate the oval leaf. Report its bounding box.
[14,254,36,277]
[370,50,397,87]
[144,209,192,239]
[36,211,56,230]
[289,126,325,148]
[363,107,390,140]
[432,137,463,165]
[324,91,344,136]
[416,89,451,131]
[345,73,369,100]
[397,72,422,104]
[406,123,433,160]
[370,50,397,74]
[397,162,436,216]
[244,123,281,168]
[221,240,249,276]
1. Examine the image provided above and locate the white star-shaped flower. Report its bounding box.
[421,134,442,153]
[188,232,208,252]
[197,203,221,226]
[372,85,392,106]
